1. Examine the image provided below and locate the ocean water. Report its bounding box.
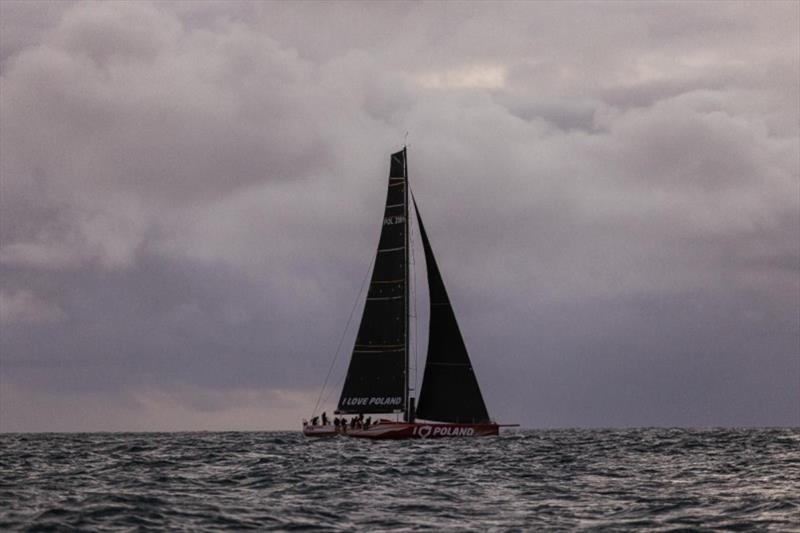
[1,429,798,531]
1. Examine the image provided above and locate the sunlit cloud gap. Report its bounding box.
[418,65,507,89]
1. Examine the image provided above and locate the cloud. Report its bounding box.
[0,242,81,270]
[0,0,797,430]
[0,202,147,270]
[419,64,507,89]
[0,290,65,325]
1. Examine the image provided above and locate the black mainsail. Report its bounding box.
[337,149,409,414]
[413,198,490,424]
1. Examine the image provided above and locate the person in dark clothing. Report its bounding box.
[321,412,328,426]
[365,416,372,428]
[334,418,340,428]
[311,416,319,426]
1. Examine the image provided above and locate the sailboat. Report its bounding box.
[303,148,513,439]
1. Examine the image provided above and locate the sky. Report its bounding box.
[0,1,798,432]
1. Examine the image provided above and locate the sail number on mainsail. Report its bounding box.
[383,215,406,226]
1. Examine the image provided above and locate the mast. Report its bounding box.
[403,146,412,423]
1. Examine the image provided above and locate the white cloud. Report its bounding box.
[418,64,507,89]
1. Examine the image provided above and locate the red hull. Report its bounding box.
[344,421,499,440]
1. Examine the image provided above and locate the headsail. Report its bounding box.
[413,197,490,424]
[337,149,408,414]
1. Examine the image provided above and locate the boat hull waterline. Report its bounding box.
[303,421,499,439]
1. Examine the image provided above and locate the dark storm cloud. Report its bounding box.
[1,1,797,431]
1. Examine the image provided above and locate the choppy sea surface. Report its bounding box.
[1,428,798,531]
